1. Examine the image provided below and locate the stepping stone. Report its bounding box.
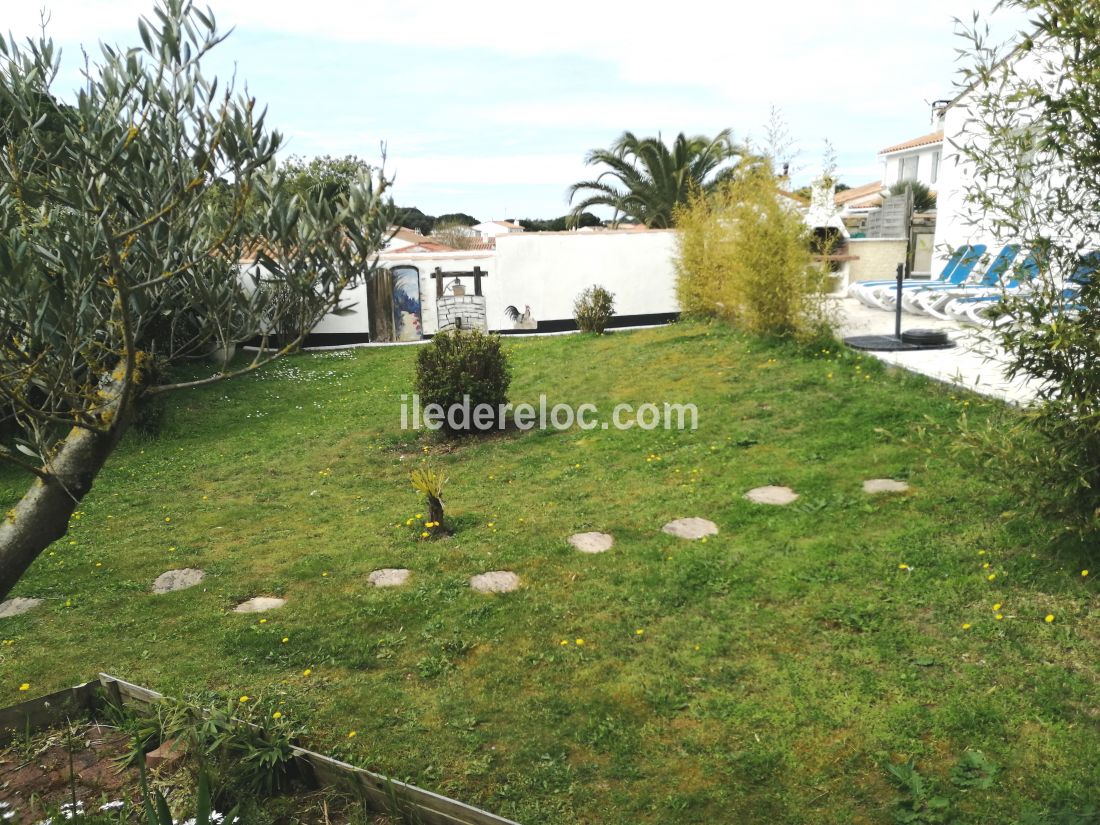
[0,597,42,618]
[233,596,286,613]
[863,478,911,494]
[469,571,520,593]
[744,486,800,505]
[568,532,614,554]
[368,568,411,588]
[661,517,718,540]
[152,568,205,594]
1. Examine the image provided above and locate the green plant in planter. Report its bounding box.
[573,285,616,333]
[414,330,511,435]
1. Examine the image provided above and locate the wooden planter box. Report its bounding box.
[1,673,519,825]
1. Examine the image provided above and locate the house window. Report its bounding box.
[901,155,919,183]
[931,151,941,184]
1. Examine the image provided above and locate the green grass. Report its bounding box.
[1,322,1097,824]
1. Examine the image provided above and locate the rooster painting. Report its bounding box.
[504,304,537,330]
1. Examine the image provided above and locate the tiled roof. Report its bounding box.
[879,130,944,155]
[835,181,886,206]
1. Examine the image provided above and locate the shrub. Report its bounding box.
[573,285,616,333]
[415,329,511,434]
[674,166,833,339]
[411,465,448,535]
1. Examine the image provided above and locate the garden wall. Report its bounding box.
[846,238,910,282]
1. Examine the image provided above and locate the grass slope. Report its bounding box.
[1,322,1097,824]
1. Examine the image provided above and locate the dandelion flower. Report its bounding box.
[898,563,910,570]
[347,730,357,738]
[272,711,282,719]
[635,629,645,635]
[1082,570,1089,577]
[164,517,172,523]
[560,639,569,645]
[259,618,267,624]
[322,572,329,578]
[575,638,585,646]
[962,623,971,630]
[993,603,1001,611]
[1045,614,1055,623]
[415,513,423,519]
[239,695,249,703]
[303,668,312,677]
[982,562,990,569]
[987,574,997,581]
[995,614,1003,621]
[281,637,289,644]
[420,531,430,538]
[19,683,29,691]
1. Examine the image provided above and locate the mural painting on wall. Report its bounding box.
[391,266,423,341]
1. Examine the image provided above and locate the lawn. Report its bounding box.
[1,322,1097,824]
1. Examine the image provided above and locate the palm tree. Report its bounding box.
[568,130,753,228]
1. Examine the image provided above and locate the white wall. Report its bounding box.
[305,230,680,340]
[880,144,943,190]
[491,230,679,328]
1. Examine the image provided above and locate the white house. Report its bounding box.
[470,220,525,241]
[931,41,1083,274]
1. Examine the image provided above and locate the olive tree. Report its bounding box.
[953,3,1100,534]
[0,1,392,600]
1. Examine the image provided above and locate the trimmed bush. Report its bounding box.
[573,285,616,334]
[415,329,511,434]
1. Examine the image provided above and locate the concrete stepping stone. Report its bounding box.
[661,517,718,540]
[568,532,614,554]
[470,571,520,593]
[0,597,42,618]
[152,568,205,594]
[744,486,800,505]
[368,568,411,587]
[233,596,286,613]
[863,478,911,494]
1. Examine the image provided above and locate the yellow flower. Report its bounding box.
[259,618,267,624]
[272,711,282,719]
[992,603,1001,611]
[961,623,971,630]
[19,683,30,691]
[1045,614,1055,623]
[420,531,430,538]
[415,513,423,519]
[1082,570,1089,577]
[239,695,250,703]
[164,517,171,523]
[281,637,289,644]
[995,614,1003,621]
[560,639,569,645]
[322,572,329,577]
[987,574,997,581]
[575,638,585,646]
[982,562,990,569]
[347,730,357,738]
[302,668,312,677]
[977,550,986,555]
[898,563,909,570]
[635,629,645,635]
[405,519,413,526]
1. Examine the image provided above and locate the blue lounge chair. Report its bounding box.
[859,245,988,311]
[848,245,970,308]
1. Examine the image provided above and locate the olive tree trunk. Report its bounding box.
[0,386,129,602]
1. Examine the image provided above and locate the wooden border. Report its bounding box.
[0,681,99,747]
[95,674,520,825]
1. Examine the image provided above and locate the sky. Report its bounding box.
[5,0,1028,221]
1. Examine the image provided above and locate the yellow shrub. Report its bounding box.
[674,167,833,339]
